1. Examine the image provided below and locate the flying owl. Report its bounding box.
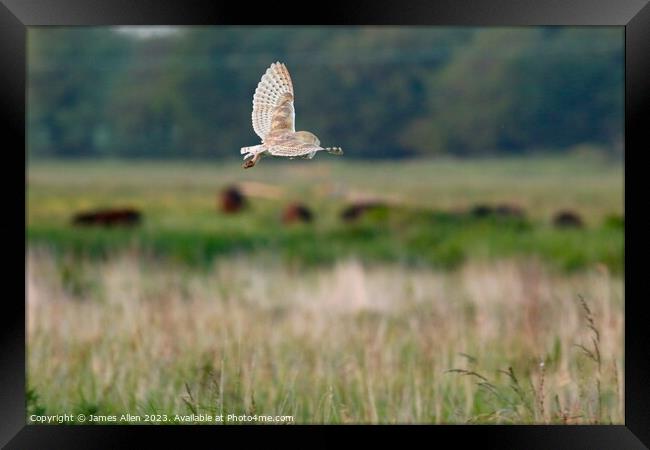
[241,62,343,169]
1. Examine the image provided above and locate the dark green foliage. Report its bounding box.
[28,27,623,159]
[28,28,133,157]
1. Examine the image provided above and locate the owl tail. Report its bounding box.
[241,144,265,160]
[326,147,344,156]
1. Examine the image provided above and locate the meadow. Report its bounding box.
[28,155,623,272]
[26,156,624,424]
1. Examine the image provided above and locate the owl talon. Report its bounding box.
[243,152,261,169]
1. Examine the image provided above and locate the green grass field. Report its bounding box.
[28,156,623,272]
[26,156,624,424]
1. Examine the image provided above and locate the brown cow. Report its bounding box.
[72,208,142,227]
[494,203,526,219]
[340,202,386,222]
[282,203,313,224]
[469,204,495,218]
[470,203,526,220]
[219,186,246,213]
[553,210,584,229]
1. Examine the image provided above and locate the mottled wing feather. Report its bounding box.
[266,135,324,157]
[269,93,295,134]
[268,144,322,157]
[252,62,295,141]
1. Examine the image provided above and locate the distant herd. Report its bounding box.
[70,185,597,229]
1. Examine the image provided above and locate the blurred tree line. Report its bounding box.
[28,26,623,159]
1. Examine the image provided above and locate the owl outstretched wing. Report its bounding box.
[252,62,295,141]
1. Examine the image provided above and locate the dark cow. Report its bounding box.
[553,210,584,229]
[219,186,246,213]
[494,203,526,219]
[72,208,142,227]
[470,204,495,218]
[282,203,313,224]
[470,203,526,220]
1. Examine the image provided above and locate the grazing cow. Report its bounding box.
[219,186,246,213]
[470,204,495,218]
[72,208,141,227]
[494,203,526,219]
[553,210,584,229]
[340,202,385,222]
[282,203,313,224]
[469,203,526,220]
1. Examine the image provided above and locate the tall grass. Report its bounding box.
[27,250,623,424]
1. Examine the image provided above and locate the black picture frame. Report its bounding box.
[4,0,649,447]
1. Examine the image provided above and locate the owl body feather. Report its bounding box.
[241,62,343,168]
